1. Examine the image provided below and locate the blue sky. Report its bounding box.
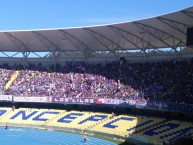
[0,0,193,30]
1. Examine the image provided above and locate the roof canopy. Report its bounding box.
[0,6,193,61]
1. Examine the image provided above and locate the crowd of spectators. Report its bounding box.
[6,69,143,103]
[0,58,192,104]
[0,68,14,95]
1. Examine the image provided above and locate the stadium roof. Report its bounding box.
[0,6,193,60]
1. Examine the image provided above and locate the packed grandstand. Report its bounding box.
[0,6,193,145]
[0,59,193,105]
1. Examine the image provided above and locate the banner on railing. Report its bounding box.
[135,100,147,108]
[97,98,124,104]
[14,96,51,102]
[52,97,96,104]
[147,101,168,110]
[0,95,13,101]
[147,101,193,114]
[1,95,192,114]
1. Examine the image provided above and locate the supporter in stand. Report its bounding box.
[0,58,192,105]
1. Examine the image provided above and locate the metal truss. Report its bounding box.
[157,17,189,35]
[181,10,193,19]
[133,22,185,50]
[4,32,42,59]
[32,31,71,59]
[108,25,161,54]
[84,28,125,57]
[58,30,95,59]
[0,51,10,57]
[109,26,172,57]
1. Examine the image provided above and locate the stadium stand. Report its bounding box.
[0,59,192,144]
[0,108,12,120]
[142,120,193,144]
[46,111,110,130]
[0,69,14,95]
[90,115,165,137]
[0,107,193,144]
[0,58,190,105]
[0,108,63,125]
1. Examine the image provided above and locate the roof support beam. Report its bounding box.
[157,17,188,35]
[0,51,10,57]
[32,31,71,60]
[181,10,193,19]
[108,25,159,54]
[10,52,21,57]
[84,28,124,57]
[32,31,60,52]
[133,22,186,49]
[109,26,168,56]
[32,31,76,67]
[5,32,29,58]
[59,30,92,51]
[4,32,41,59]
[58,30,95,59]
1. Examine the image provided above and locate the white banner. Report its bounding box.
[14,96,51,102]
[98,98,124,104]
[0,95,12,101]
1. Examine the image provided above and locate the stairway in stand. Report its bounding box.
[4,70,20,90]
